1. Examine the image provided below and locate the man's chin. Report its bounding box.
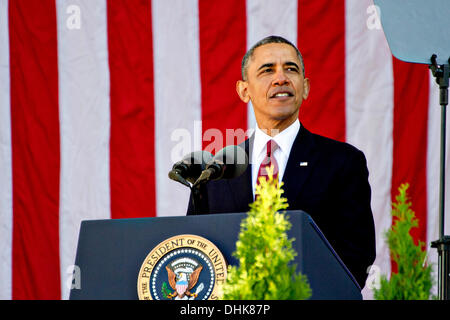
[266,114,299,131]
[270,110,299,122]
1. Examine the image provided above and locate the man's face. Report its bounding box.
[237,43,309,130]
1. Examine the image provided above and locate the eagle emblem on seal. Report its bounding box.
[165,263,203,299]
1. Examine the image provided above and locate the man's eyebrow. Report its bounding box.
[285,61,300,69]
[257,61,300,71]
[257,63,275,71]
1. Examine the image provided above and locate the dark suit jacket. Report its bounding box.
[187,124,376,289]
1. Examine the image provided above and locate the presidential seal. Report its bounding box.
[137,234,227,300]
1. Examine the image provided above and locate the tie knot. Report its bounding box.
[266,140,278,157]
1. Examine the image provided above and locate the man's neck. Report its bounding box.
[256,117,298,137]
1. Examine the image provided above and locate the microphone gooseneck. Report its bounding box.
[168,150,213,187]
[193,145,248,187]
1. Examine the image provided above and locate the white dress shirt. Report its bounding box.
[251,119,300,199]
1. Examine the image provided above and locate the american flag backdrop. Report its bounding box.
[0,0,449,300]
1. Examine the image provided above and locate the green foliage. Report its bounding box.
[161,282,171,299]
[374,183,434,300]
[220,167,311,300]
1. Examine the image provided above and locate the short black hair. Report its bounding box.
[241,35,305,80]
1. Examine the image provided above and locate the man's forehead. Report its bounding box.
[250,43,300,66]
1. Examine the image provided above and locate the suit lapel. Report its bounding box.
[282,124,318,205]
[227,136,254,211]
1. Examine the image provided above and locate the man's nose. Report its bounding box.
[272,69,289,86]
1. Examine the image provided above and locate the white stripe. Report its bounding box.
[245,0,298,130]
[56,0,111,299]
[345,0,394,299]
[153,0,202,217]
[0,0,12,300]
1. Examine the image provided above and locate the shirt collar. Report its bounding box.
[253,119,300,159]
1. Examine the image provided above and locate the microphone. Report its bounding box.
[168,150,214,187]
[193,145,248,186]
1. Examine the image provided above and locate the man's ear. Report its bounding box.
[302,78,310,100]
[236,80,250,103]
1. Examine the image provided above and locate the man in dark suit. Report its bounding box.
[187,36,376,290]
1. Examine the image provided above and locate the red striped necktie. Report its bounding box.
[257,139,279,186]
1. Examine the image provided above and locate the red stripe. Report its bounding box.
[107,0,156,218]
[9,0,61,299]
[199,0,247,153]
[297,0,346,142]
[391,58,429,264]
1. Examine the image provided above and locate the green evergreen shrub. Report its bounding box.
[374,183,434,300]
[221,167,311,300]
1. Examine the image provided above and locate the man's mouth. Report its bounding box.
[270,92,294,98]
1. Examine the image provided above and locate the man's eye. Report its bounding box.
[286,67,298,72]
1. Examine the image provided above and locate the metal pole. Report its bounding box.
[430,58,450,300]
[439,102,446,242]
[438,100,448,300]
